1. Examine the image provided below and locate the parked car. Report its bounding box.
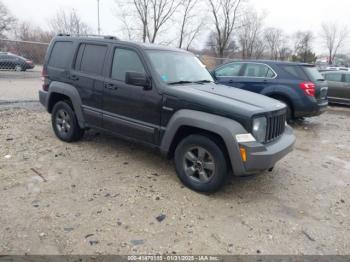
[211,61,328,121]
[321,71,350,105]
[0,52,35,71]
[39,35,295,193]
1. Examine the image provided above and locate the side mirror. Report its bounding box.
[125,72,151,90]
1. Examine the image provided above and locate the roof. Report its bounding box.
[53,35,190,53]
[228,59,314,67]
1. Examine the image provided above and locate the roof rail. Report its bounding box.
[56,33,119,40]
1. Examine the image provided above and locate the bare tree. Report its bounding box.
[117,0,181,43]
[50,9,92,35]
[264,27,285,60]
[178,0,204,49]
[320,23,348,65]
[148,0,181,43]
[15,22,53,42]
[292,31,316,63]
[133,0,150,42]
[0,1,16,38]
[238,8,265,59]
[207,0,244,58]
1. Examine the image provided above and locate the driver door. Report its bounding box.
[102,46,162,145]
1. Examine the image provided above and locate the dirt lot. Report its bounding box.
[0,76,350,255]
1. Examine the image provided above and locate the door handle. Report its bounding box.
[70,75,79,81]
[104,83,118,90]
[228,80,234,83]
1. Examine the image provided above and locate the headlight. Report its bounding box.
[252,117,267,143]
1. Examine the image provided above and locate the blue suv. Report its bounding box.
[212,61,328,120]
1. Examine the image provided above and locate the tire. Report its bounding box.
[174,134,228,193]
[51,101,84,142]
[14,65,23,72]
[273,97,293,122]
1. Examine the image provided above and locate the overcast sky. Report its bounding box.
[3,0,350,54]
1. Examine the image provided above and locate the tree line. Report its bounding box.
[0,0,349,65]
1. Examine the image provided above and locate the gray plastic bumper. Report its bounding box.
[235,126,295,175]
[39,90,48,109]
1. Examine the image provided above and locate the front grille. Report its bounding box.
[265,111,286,143]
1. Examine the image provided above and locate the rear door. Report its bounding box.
[323,72,345,100]
[342,74,350,100]
[213,62,245,87]
[238,63,277,93]
[70,42,108,127]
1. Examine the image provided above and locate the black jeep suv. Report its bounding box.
[39,35,295,192]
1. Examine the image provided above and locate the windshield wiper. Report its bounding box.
[194,80,213,84]
[168,81,194,85]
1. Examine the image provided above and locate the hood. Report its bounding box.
[164,83,286,125]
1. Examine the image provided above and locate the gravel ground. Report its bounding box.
[0,77,40,102]
[0,105,349,255]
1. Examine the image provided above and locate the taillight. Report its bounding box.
[41,68,49,91]
[299,82,315,97]
[26,60,32,64]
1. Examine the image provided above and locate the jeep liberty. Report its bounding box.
[39,35,296,192]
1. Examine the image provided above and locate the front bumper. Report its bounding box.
[235,126,295,176]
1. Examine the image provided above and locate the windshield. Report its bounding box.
[303,66,325,82]
[146,50,213,84]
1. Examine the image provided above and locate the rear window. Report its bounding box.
[303,66,324,82]
[76,44,108,75]
[48,41,73,69]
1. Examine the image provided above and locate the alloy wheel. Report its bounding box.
[183,146,216,183]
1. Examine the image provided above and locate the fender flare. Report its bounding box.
[262,85,298,108]
[47,81,86,128]
[160,109,248,176]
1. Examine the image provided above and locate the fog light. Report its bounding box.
[240,147,247,162]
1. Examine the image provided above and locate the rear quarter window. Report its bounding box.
[48,41,74,69]
[281,65,308,80]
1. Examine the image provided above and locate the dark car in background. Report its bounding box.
[321,71,350,105]
[0,52,35,71]
[211,61,328,120]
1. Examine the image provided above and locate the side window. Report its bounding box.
[243,63,274,78]
[215,63,243,77]
[325,73,342,82]
[48,41,73,69]
[78,44,107,75]
[111,48,145,81]
[266,68,276,78]
[344,74,350,84]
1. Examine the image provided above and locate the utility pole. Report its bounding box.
[97,0,101,35]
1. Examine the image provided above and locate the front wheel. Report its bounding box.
[174,134,228,193]
[51,101,84,142]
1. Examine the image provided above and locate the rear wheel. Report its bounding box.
[174,134,228,193]
[52,101,84,142]
[14,65,23,72]
[271,97,293,122]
